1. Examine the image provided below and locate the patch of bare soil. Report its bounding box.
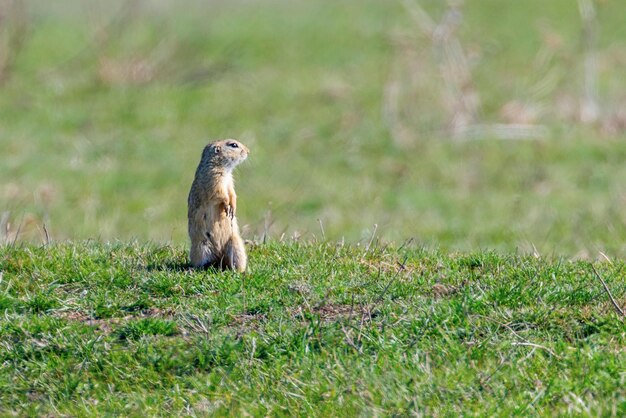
[54,307,175,334]
[292,303,373,323]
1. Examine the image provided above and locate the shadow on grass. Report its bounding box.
[145,260,191,272]
[144,260,231,274]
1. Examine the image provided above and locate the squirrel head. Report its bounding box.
[202,139,249,172]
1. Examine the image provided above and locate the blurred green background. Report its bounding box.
[1,0,625,256]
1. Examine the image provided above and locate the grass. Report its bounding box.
[1,241,625,415]
[2,2,626,414]
[1,0,626,256]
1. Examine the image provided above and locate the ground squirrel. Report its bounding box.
[187,139,249,271]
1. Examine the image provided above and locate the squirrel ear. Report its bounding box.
[214,145,221,154]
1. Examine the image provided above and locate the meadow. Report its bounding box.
[2,242,626,415]
[1,0,625,255]
[2,0,626,415]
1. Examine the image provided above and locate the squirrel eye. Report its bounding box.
[227,142,239,148]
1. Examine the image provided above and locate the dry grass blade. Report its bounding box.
[365,224,378,253]
[341,325,361,353]
[590,264,625,317]
[42,223,50,246]
[511,342,560,359]
[373,255,408,305]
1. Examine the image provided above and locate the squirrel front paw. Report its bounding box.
[225,204,234,220]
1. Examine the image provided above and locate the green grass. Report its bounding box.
[2,0,626,256]
[1,242,625,416]
[2,3,626,414]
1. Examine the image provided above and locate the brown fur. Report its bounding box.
[187,139,249,271]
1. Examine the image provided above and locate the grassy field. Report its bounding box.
[1,242,625,416]
[1,0,625,256]
[2,1,626,415]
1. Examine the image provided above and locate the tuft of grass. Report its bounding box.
[115,318,178,341]
[1,241,625,416]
